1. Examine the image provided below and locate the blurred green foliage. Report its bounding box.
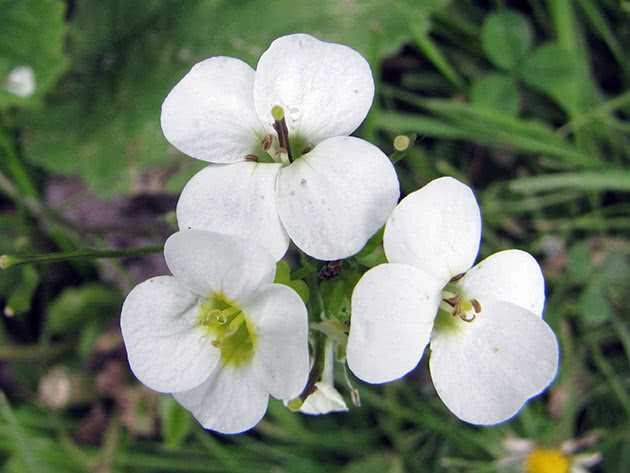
[1,0,630,472]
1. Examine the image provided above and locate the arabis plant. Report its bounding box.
[120,230,309,434]
[347,177,559,425]
[161,33,399,261]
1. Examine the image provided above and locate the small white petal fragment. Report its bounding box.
[161,57,263,163]
[5,66,36,97]
[347,263,442,384]
[164,230,276,301]
[299,339,348,415]
[174,364,269,434]
[384,177,481,284]
[460,249,546,317]
[299,382,349,415]
[254,34,374,143]
[245,284,309,400]
[120,276,218,393]
[276,136,399,260]
[176,162,289,261]
[429,298,559,425]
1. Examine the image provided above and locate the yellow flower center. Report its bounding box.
[526,448,570,473]
[198,293,257,368]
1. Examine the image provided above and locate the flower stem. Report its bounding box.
[0,245,163,270]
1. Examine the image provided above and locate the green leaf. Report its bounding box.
[578,281,612,325]
[567,241,592,283]
[274,261,309,304]
[0,0,67,109]
[481,9,533,70]
[159,396,192,450]
[45,284,121,336]
[5,266,40,316]
[355,228,387,268]
[509,171,630,194]
[517,42,582,113]
[342,454,403,473]
[470,73,519,116]
[320,269,361,323]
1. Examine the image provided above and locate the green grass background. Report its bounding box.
[0,0,629,471]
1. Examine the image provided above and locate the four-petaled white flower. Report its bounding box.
[289,339,348,415]
[5,66,36,98]
[121,230,309,434]
[347,177,559,425]
[161,33,399,261]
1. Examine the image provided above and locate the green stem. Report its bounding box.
[1,245,163,269]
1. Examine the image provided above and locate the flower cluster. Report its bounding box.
[121,33,559,434]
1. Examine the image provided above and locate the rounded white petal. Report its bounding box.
[254,34,374,143]
[299,382,349,415]
[176,162,289,261]
[276,136,399,260]
[384,177,481,284]
[164,230,276,301]
[174,364,269,434]
[161,57,264,163]
[120,276,218,393]
[244,284,309,400]
[460,249,545,317]
[429,298,559,425]
[347,263,443,384]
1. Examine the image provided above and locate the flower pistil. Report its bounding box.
[198,293,258,368]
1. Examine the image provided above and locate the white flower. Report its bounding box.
[161,33,399,261]
[5,66,36,97]
[289,339,348,415]
[347,177,559,425]
[120,230,309,434]
[499,433,602,473]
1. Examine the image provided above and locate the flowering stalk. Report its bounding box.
[0,245,163,270]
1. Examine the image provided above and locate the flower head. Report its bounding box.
[499,433,602,473]
[161,34,399,261]
[120,230,309,434]
[347,177,559,425]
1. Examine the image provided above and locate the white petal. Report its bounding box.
[161,57,264,163]
[244,284,309,400]
[176,162,289,261]
[299,382,349,415]
[429,298,559,425]
[254,34,374,144]
[347,263,442,384]
[120,276,218,393]
[298,339,348,415]
[460,249,545,317]
[164,230,276,301]
[384,177,481,284]
[174,364,269,434]
[276,136,399,260]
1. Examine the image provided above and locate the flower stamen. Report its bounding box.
[440,286,481,323]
